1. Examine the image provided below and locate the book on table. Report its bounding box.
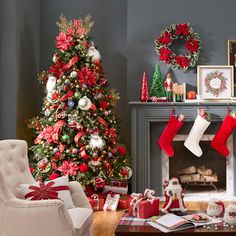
[148,213,222,233]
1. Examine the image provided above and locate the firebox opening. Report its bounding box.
[169,140,226,194]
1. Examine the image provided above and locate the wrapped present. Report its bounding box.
[103,184,128,194]
[103,193,120,212]
[110,180,128,188]
[118,194,132,209]
[128,189,159,219]
[88,194,104,211]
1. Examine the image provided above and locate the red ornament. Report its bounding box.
[100,101,108,109]
[118,146,126,156]
[49,173,60,180]
[29,166,34,173]
[79,163,89,173]
[187,91,196,99]
[140,72,149,102]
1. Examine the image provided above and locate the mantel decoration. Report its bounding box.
[155,23,202,70]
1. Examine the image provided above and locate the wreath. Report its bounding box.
[155,23,202,70]
[204,71,227,97]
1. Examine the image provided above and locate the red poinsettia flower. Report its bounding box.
[176,23,190,36]
[48,60,65,78]
[56,32,74,51]
[159,47,172,63]
[25,181,69,200]
[78,66,97,87]
[157,32,172,45]
[175,55,190,68]
[58,160,79,176]
[186,39,199,53]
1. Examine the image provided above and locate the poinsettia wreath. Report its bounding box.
[155,23,202,70]
[204,71,227,97]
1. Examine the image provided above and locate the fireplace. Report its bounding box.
[130,102,236,200]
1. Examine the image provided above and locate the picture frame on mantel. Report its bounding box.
[228,40,236,86]
[197,65,234,100]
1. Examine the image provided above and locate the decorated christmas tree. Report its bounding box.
[28,15,132,189]
[150,64,165,97]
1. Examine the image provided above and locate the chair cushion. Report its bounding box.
[19,176,75,209]
[68,207,93,235]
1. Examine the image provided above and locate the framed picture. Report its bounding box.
[228,40,236,86]
[197,65,234,100]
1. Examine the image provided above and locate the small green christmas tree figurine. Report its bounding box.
[150,64,165,97]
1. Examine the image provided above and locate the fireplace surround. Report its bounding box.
[130,101,236,199]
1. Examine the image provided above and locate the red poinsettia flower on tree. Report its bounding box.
[175,55,190,68]
[56,32,74,51]
[176,23,190,36]
[78,66,97,87]
[186,39,199,53]
[48,60,65,78]
[159,47,172,63]
[58,160,79,176]
[157,32,172,45]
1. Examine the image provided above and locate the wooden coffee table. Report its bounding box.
[115,225,236,235]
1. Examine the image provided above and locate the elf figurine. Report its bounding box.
[161,177,187,214]
[164,73,173,102]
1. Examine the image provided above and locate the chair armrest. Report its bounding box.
[2,198,76,236]
[69,181,92,209]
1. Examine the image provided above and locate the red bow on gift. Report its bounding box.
[25,181,69,200]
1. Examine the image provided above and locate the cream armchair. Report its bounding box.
[0,140,93,236]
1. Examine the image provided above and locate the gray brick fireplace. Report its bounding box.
[130,102,236,198]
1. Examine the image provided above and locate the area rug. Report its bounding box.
[118,213,150,226]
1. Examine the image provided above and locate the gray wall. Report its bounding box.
[0,0,40,141]
[128,0,236,101]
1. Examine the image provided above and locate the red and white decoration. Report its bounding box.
[224,204,236,225]
[103,193,120,212]
[129,189,159,219]
[161,178,187,213]
[88,194,104,211]
[19,176,75,209]
[207,198,225,218]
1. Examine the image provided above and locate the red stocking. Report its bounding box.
[210,114,236,157]
[158,111,184,157]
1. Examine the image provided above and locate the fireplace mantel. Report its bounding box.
[129,101,236,194]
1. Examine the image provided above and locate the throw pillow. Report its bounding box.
[19,176,75,209]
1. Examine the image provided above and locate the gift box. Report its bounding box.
[110,180,128,188]
[103,193,120,212]
[88,194,104,211]
[129,189,159,219]
[118,194,132,209]
[103,184,128,194]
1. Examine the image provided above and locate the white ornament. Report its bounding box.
[70,71,78,78]
[121,166,133,179]
[46,75,57,102]
[89,134,105,149]
[78,96,91,110]
[53,54,58,63]
[207,198,225,218]
[87,43,101,64]
[91,160,102,166]
[44,109,51,117]
[224,204,236,225]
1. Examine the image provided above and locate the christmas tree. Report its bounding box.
[28,15,131,189]
[150,64,165,97]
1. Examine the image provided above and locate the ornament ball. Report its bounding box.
[62,134,70,142]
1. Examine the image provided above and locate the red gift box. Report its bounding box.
[129,189,159,219]
[88,194,104,211]
[110,180,128,188]
[118,194,132,209]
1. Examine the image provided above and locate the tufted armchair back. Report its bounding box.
[0,140,36,202]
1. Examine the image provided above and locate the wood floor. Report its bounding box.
[92,210,125,236]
